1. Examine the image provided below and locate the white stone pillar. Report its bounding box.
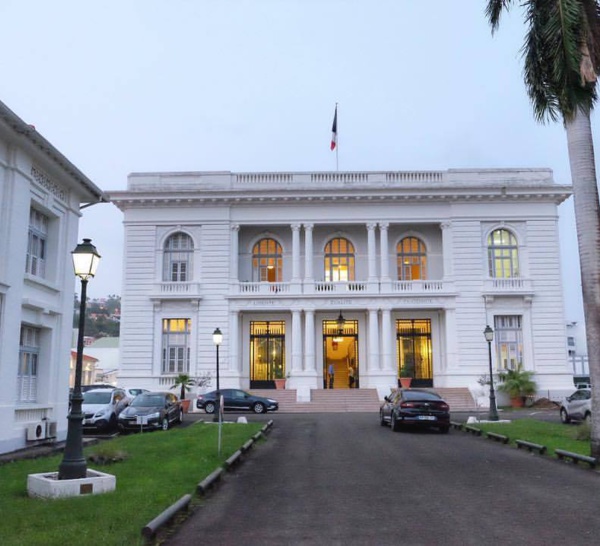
[381,308,393,371]
[304,309,316,372]
[291,224,301,281]
[292,309,303,372]
[368,309,380,371]
[230,224,240,282]
[444,307,458,372]
[229,310,240,375]
[380,222,390,280]
[304,223,314,280]
[441,221,453,279]
[367,223,377,282]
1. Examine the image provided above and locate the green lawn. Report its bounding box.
[471,418,592,457]
[0,422,264,546]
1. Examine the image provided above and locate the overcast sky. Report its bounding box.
[1,0,596,323]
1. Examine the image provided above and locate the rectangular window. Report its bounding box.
[249,321,286,384]
[494,315,523,370]
[18,326,40,403]
[26,208,48,278]
[161,318,190,374]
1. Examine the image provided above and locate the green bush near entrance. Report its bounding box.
[0,422,263,546]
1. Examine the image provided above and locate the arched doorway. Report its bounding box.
[322,318,358,389]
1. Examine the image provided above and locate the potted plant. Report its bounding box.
[399,363,414,388]
[497,364,537,408]
[170,373,196,413]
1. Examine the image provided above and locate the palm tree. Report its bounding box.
[170,373,196,401]
[485,0,600,456]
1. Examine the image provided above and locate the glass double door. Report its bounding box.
[322,319,358,389]
[396,319,433,387]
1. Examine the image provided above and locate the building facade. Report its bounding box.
[110,169,574,401]
[0,100,105,453]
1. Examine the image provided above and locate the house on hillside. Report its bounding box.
[0,100,105,453]
[109,168,574,402]
[83,336,120,385]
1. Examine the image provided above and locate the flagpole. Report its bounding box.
[336,102,339,172]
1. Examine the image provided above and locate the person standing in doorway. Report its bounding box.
[348,364,355,389]
[328,363,335,389]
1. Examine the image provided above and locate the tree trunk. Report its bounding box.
[565,109,600,457]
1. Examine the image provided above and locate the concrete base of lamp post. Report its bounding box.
[27,469,116,499]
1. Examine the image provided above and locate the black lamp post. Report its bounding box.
[212,328,223,422]
[484,325,499,422]
[59,239,101,480]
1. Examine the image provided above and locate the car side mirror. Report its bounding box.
[567,396,573,402]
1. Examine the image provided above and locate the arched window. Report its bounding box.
[488,229,519,278]
[163,232,193,282]
[324,237,355,282]
[397,237,427,280]
[252,238,282,282]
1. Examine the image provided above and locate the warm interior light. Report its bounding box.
[72,239,101,280]
[333,336,344,343]
[213,327,223,345]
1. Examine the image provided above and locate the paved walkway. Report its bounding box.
[163,412,600,546]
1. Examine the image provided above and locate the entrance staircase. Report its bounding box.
[250,387,476,413]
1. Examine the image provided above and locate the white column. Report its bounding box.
[230,224,240,282]
[444,307,459,372]
[292,309,303,372]
[441,222,453,279]
[381,308,393,371]
[291,224,301,281]
[304,309,316,372]
[367,223,377,281]
[229,310,240,375]
[379,223,390,281]
[304,223,314,280]
[368,309,380,371]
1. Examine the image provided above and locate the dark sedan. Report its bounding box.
[380,388,450,433]
[118,391,183,432]
[196,388,278,414]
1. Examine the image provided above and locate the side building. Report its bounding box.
[0,100,105,453]
[109,169,574,402]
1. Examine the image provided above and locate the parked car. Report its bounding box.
[560,388,592,424]
[123,387,150,402]
[82,388,129,431]
[118,391,183,431]
[196,388,278,414]
[380,388,450,433]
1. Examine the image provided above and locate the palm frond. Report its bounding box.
[485,0,515,33]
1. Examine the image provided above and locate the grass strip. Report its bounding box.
[0,422,263,546]
[475,419,592,457]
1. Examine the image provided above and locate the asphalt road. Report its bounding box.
[164,412,599,546]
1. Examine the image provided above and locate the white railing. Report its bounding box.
[155,282,200,295]
[238,282,292,294]
[391,280,445,292]
[314,281,368,293]
[483,278,533,292]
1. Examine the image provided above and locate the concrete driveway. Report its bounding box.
[164,412,599,545]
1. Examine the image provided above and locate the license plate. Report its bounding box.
[418,415,436,421]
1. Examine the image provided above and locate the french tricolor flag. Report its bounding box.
[330,105,337,151]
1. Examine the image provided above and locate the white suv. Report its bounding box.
[82,388,129,431]
[560,388,592,424]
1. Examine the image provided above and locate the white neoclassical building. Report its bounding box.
[109,168,574,401]
[0,100,105,453]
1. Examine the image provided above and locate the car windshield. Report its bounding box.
[403,391,441,401]
[83,391,112,404]
[132,394,165,407]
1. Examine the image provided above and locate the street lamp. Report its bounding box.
[59,239,101,480]
[484,325,499,422]
[212,328,222,422]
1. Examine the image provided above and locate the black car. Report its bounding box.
[118,391,183,432]
[380,388,450,433]
[196,388,278,414]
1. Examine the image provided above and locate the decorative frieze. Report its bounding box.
[30,166,67,202]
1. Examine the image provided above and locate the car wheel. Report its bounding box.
[177,408,184,424]
[108,414,118,431]
[391,413,399,432]
[560,408,571,424]
[204,401,216,414]
[584,413,592,425]
[161,417,170,431]
[380,411,387,426]
[253,402,266,414]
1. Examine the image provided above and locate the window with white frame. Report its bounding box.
[252,238,283,282]
[397,237,427,280]
[163,233,193,282]
[161,318,190,374]
[26,208,48,278]
[487,228,519,278]
[18,325,40,403]
[324,237,355,282]
[494,315,523,370]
